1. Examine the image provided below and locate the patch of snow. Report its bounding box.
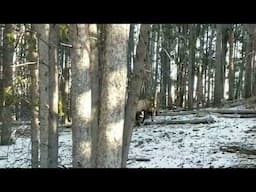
[1,110,256,168]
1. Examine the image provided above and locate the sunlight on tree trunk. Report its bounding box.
[48,24,59,168]
[97,24,129,168]
[71,24,92,168]
[34,24,50,168]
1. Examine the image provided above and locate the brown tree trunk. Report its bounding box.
[121,24,149,168]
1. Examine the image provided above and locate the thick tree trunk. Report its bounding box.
[34,24,50,168]
[235,33,246,99]
[71,24,92,168]
[213,24,223,107]
[97,24,129,168]
[28,25,40,168]
[48,24,59,168]
[122,24,150,168]
[1,24,15,145]
[244,24,256,98]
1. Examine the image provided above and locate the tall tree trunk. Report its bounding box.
[153,25,160,109]
[176,25,186,108]
[166,29,172,109]
[244,24,256,98]
[1,24,15,145]
[235,33,246,99]
[221,25,228,100]
[28,25,40,167]
[48,24,59,168]
[203,25,209,107]
[96,24,129,168]
[121,24,149,168]
[196,25,204,109]
[228,25,234,100]
[71,24,92,168]
[144,25,153,99]
[160,48,167,108]
[89,24,99,167]
[207,26,214,106]
[188,24,196,110]
[34,24,50,167]
[213,24,223,107]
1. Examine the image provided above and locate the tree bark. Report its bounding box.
[235,30,246,99]
[34,24,50,167]
[70,24,92,168]
[48,24,59,168]
[207,26,214,106]
[97,24,129,168]
[228,25,235,100]
[1,24,15,145]
[196,25,204,109]
[89,24,99,167]
[122,24,150,168]
[28,25,40,168]
[213,24,223,107]
[245,24,256,98]
[188,24,196,110]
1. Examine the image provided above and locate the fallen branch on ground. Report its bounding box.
[159,109,256,116]
[218,114,256,118]
[220,145,256,155]
[128,158,150,161]
[144,116,215,125]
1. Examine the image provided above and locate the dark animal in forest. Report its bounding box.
[135,99,155,126]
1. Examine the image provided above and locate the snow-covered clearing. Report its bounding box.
[1,107,256,168]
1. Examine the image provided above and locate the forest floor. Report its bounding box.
[1,104,256,168]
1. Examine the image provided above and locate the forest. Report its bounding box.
[0,24,256,168]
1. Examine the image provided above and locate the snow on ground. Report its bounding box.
[1,108,256,168]
[128,115,256,168]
